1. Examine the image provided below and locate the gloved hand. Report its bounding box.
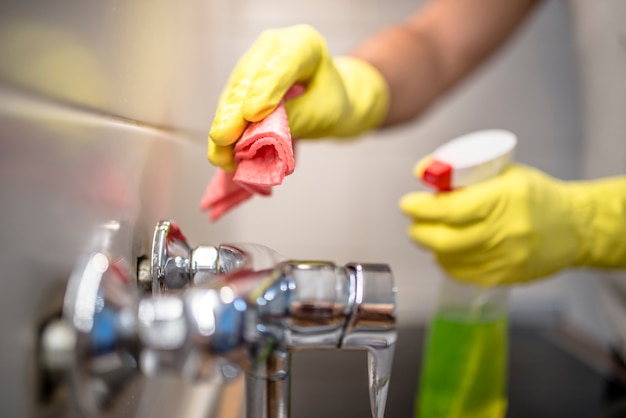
[400,163,626,287]
[208,24,389,170]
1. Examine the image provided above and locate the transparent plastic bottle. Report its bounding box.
[416,280,509,418]
[414,130,516,418]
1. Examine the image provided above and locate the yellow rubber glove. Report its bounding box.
[399,163,626,287]
[208,24,390,170]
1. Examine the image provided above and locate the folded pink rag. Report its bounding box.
[200,85,304,221]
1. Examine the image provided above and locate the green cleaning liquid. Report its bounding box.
[416,307,508,418]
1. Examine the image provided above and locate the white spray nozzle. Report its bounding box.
[422,129,517,191]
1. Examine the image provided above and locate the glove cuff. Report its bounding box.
[331,56,390,137]
[568,176,626,269]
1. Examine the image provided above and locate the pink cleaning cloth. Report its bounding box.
[200,85,304,222]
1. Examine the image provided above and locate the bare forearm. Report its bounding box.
[351,24,445,126]
[352,0,542,127]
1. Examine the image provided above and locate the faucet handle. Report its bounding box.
[342,263,397,418]
[152,220,193,293]
[151,220,224,293]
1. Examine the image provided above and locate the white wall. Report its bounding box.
[195,0,585,326]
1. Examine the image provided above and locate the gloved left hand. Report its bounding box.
[208,24,389,171]
[399,163,626,287]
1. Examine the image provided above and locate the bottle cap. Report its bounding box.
[422,129,517,191]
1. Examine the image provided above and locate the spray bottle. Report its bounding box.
[415,129,517,418]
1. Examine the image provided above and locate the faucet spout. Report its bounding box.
[367,345,396,418]
[341,263,397,418]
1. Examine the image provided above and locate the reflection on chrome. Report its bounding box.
[72,252,109,332]
[189,290,217,336]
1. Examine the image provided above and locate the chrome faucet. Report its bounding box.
[61,220,397,418]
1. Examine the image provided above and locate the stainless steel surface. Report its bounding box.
[0,82,223,418]
[0,8,221,415]
[58,221,397,418]
[0,0,219,133]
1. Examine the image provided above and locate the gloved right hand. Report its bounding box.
[400,163,626,287]
[208,24,390,170]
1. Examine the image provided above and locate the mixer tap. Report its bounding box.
[60,220,397,418]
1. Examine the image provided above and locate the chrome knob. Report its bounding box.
[151,220,193,292]
[151,220,254,294]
